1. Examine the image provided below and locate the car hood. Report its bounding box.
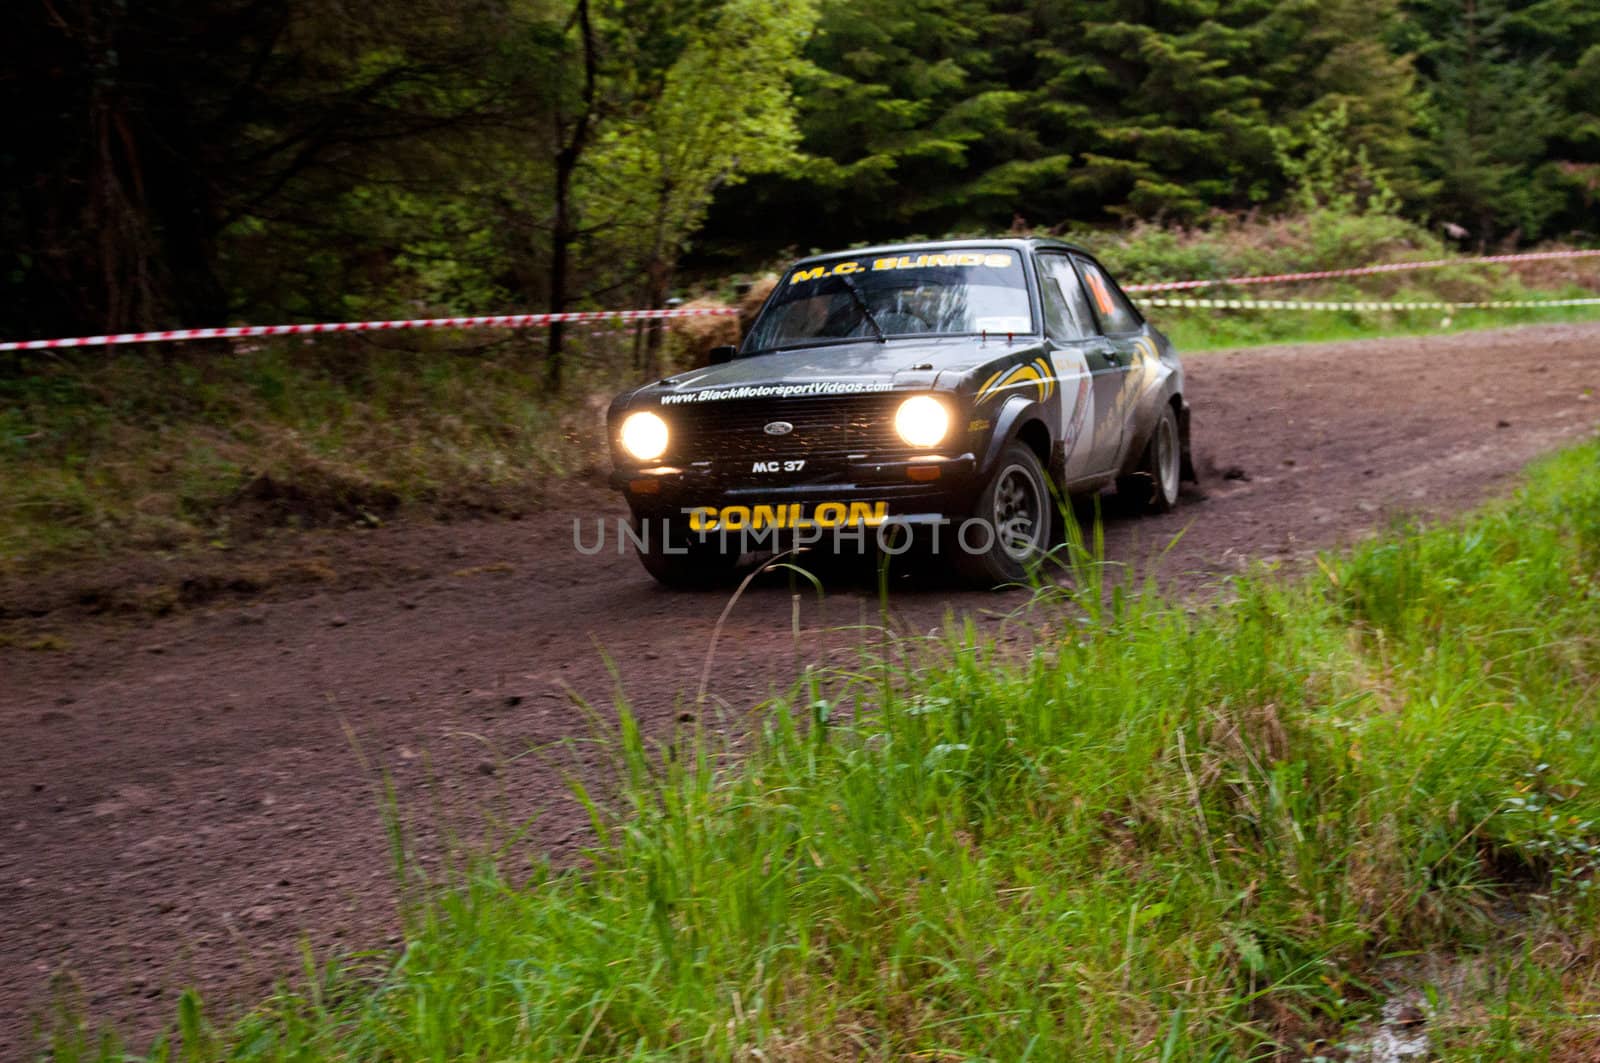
[643,336,1040,399]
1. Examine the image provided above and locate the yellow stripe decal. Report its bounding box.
[1033,358,1055,400]
[977,360,1059,404]
[975,369,1005,402]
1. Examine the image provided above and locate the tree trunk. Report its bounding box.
[548,161,572,392]
[545,0,597,395]
[643,258,672,378]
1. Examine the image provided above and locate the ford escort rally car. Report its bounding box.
[607,238,1194,587]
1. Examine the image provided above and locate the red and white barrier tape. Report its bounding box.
[0,307,737,353]
[8,247,1600,351]
[1122,248,1600,292]
[1145,295,1600,311]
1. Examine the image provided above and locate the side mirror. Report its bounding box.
[708,345,737,365]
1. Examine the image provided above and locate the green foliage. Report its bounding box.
[1272,103,1401,215]
[1,0,819,352]
[774,0,1026,234]
[1398,0,1600,242]
[1420,1,1567,240]
[7,0,1600,342]
[1059,209,1600,350]
[701,0,1446,254]
[0,336,634,567]
[57,439,1600,1059]
[1279,0,1429,203]
[1078,209,1444,289]
[582,0,818,292]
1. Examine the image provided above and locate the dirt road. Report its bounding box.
[3,322,1598,1054]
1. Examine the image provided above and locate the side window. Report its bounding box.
[1036,255,1096,341]
[1073,257,1142,335]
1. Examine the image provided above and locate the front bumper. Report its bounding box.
[613,452,982,525]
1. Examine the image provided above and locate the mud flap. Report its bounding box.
[1178,401,1197,483]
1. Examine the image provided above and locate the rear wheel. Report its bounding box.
[1118,404,1181,514]
[956,443,1054,587]
[632,515,742,588]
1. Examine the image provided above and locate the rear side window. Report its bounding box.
[1036,254,1097,341]
[1074,257,1142,335]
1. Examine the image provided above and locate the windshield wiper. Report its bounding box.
[838,275,887,343]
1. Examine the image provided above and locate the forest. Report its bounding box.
[11,6,1600,1058]
[4,0,1598,368]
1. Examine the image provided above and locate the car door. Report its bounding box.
[1035,252,1120,481]
[1070,254,1146,470]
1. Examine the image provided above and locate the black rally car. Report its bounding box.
[607,238,1194,586]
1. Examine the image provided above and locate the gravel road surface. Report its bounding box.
[3,322,1598,1054]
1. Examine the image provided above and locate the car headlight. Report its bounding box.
[894,394,950,448]
[619,411,669,461]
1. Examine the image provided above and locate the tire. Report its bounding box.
[631,514,742,588]
[955,442,1054,587]
[1118,403,1181,514]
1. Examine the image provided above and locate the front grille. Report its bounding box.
[661,394,913,463]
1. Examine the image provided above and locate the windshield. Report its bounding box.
[744,250,1033,353]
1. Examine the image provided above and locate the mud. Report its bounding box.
[3,322,1598,1054]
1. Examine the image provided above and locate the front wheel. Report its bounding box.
[1118,404,1181,514]
[955,443,1054,587]
[631,515,742,588]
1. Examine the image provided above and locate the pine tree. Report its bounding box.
[1402,0,1594,241]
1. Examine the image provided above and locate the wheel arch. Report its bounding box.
[977,396,1055,483]
[1118,385,1194,484]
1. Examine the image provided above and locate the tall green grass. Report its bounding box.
[53,438,1600,1061]
[1156,284,1600,353]
[0,335,627,567]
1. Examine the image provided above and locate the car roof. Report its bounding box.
[789,236,1094,267]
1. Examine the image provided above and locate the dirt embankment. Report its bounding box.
[2,322,1598,1055]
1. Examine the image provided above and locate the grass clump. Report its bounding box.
[57,438,1600,1060]
[0,335,631,569]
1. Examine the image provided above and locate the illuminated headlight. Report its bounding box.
[619,411,669,461]
[893,395,950,448]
